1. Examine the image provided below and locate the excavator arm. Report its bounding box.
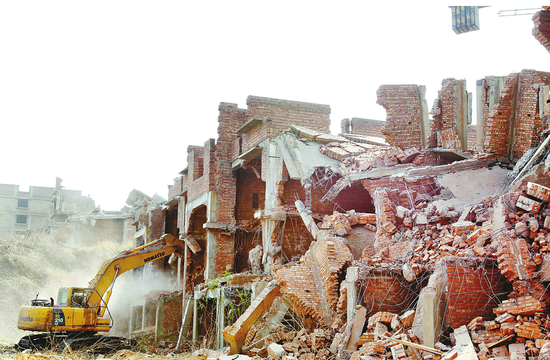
[82,234,185,315]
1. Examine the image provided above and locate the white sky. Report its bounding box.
[1,1,549,211]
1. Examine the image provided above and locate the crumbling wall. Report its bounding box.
[280,215,315,261]
[159,293,182,336]
[218,103,247,224]
[235,160,265,221]
[481,70,550,159]
[363,177,440,210]
[234,229,261,273]
[150,207,165,241]
[247,96,330,134]
[187,140,216,203]
[533,8,550,54]
[429,78,469,150]
[185,205,207,293]
[341,118,385,138]
[242,96,331,155]
[362,271,418,317]
[467,125,477,151]
[168,174,187,201]
[444,261,508,329]
[512,70,550,159]
[482,74,517,156]
[215,232,235,274]
[312,237,353,312]
[334,182,375,214]
[78,218,128,247]
[274,258,326,327]
[377,85,428,150]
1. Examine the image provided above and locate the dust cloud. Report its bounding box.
[0,233,130,345]
[108,259,180,335]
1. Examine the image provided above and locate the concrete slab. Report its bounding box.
[345,305,367,351]
[222,280,280,354]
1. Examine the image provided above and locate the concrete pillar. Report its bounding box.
[346,266,359,323]
[122,218,129,244]
[476,79,484,151]
[418,85,430,149]
[155,298,165,343]
[417,262,447,347]
[205,230,217,280]
[295,200,318,239]
[261,218,278,274]
[193,290,199,344]
[128,306,135,338]
[216,288,226,349]
[455,80,469,152]
[141,302,147,330]
[205,191,219,280]
[223,281,280,354]
[264,140,281,210]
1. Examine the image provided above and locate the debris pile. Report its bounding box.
[224,154,550,359]
[320,141,421,174]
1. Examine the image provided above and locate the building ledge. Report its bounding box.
[431,148,472,161]
[238,146,263,161]
[237,117,264,134]
[204,222,237,232]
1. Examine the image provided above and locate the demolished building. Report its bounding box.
[120,9,550,359]
[0,177,135,245]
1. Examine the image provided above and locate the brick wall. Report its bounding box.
[234,229,261,273]
[362,177,441,208]
[312,237,353,312]
[215,232,235,274]
[280,179,304,206]
[241,96,331,155]
[280,215,315,260]
[235,160,265,221]
[186,140,216,203]
[363,272,418,317]
[334,182,375,213]
[429,79,466,149]
[467,125,477,151]
[445,261,509,328]
[216,103,247,224]
[160,294,182,336]
[274,259,326,325]
[482,70,550,159]
[274,237,352,326]
[533,9,550,54]
[188,145,204,180]
[377,85,426,149]
[150,207,165,241]
[186,206,207,294]
[341,118,385,138]
[512,70,550,159]
[168,176,185,201]
[482,73,514,156]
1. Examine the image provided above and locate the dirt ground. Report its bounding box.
[0,349,208,360]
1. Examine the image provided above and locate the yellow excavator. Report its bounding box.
[17,234,185,351]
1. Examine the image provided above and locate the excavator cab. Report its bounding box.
[57,287,85,307]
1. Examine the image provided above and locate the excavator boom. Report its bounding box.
[84,234,185,313]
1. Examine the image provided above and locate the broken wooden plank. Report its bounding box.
[378,334,443,355]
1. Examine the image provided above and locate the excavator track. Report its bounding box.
[17,332,136,353]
